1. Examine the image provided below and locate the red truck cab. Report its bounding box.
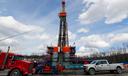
[0,52,33,76]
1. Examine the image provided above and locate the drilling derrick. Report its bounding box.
[58,0,69,64]
[47,0,76,68]
[58,0,69,47]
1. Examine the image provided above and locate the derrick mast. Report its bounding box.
[47,0,76,67]
[58,0,69,48]
[58,0,69,64]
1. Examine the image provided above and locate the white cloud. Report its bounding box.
[0,16,43,34]
[39,34,50,40]
[76,33,128,56]
[77,28,89,33]
[77,33,128,48]
[76,46,100,56]
[0,16,45,45]
[24,33,50,41]
[68,31,77,40]
[77,34,110,48]
[0,16,48,55]
[109,33,128,43]
[79,0,128,24]
[0,38,18,46]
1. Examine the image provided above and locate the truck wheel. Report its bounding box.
[116,67,122,74]
[8,69,22,76]
[88,68,95,75]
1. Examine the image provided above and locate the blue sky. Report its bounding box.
[0,0,128,56]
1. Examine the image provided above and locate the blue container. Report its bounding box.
[52,58,58,62]
[64,52,69,57]
[53,53,58,58]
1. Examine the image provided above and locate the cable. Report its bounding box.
[0,30,32,42]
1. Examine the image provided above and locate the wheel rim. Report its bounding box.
[117,68,122,73]
[12,72,18,76]
[89,69,95,75]
[10,70,20,76]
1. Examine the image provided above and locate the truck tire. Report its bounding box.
[116,67,122,74]
[88,68,95,75]
[8,69,22,76]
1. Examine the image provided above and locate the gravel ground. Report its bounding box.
[0,69,128,76]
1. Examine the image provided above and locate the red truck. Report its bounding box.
[0,47,33,76]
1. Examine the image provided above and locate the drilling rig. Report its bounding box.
[35,0,89,74]
[47,0,76,70]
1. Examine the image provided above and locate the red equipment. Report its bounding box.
[43,65,52,73]
[0,47,33,76]
[56,63,64,72]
